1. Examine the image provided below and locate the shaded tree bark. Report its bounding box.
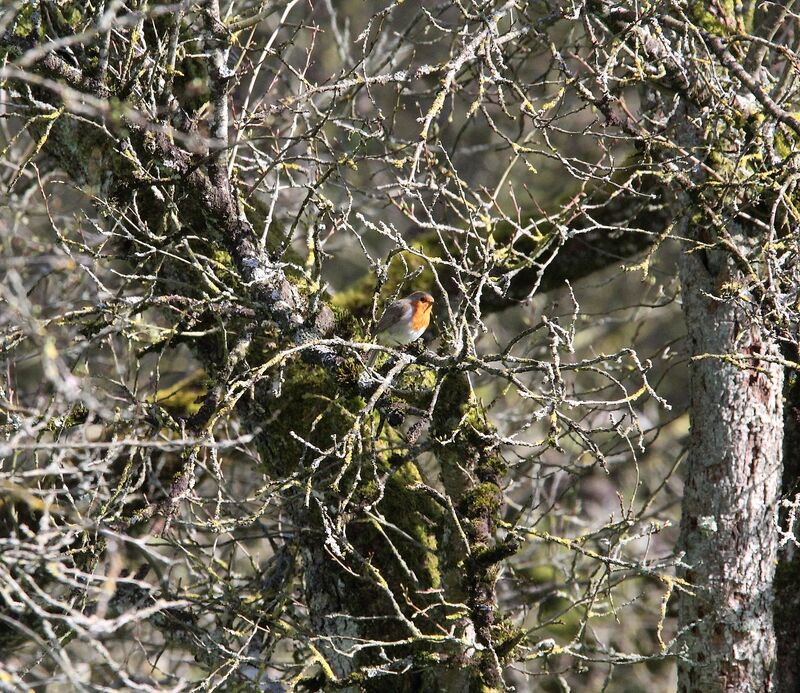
[775,368,800,693]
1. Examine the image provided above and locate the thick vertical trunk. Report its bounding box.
[677,240,782,692]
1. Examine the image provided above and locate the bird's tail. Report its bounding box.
[366,347,379,368]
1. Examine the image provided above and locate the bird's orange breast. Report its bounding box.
[410,302,432,331]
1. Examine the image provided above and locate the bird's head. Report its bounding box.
[407,291,434,313]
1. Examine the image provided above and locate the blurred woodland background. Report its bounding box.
[1,1,799,691]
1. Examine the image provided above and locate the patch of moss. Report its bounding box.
[462,482,501,516]
[57,2,87,30]
[494,620,526,661]
[350,478,382,507]
[331,303,368,341]
[11,4,38,37]
[430,373,473,438]
[256,362,366,478]
[775,127,797,160]
[481,452,508,478]
[689,0,736,35]
[377,462,442,589]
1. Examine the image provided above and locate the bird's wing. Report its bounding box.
[374,301,407,334]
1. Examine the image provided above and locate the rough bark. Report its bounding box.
[677,232,783,693]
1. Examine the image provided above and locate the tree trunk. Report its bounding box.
[677,232,782,692]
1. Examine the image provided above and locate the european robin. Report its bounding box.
[368,291,434,364]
